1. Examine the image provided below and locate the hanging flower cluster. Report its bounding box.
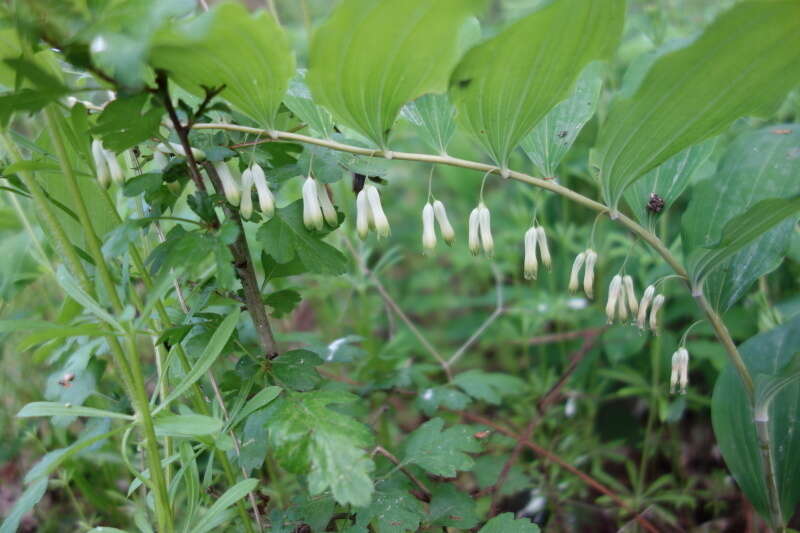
[91,139,125,188]
[523,225,551,280]
[355,184,390,238]
[421,200,456,253]
[670,347,690,394]
[240,164,275,220]
[302,176,339,231]
[468,203,493,256]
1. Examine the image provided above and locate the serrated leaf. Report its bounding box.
[450,0,624,169]
[308,0,484,149]
[453,369,526,405]
[712,315,800,522]
[403,418,481,477]
[355,485,425,533]
[520,61,604,177]
[150,2,294,128]
[91,93,163,151]
[427,484,479,528]
[266,390,374,506]
[256,200,348,275]
[271,349,323,391]
[597,1,800,210]
[415,386,472,416]
[478,513,540,533]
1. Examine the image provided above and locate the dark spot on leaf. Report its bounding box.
[557,130,568,138]
[458,78,472,89]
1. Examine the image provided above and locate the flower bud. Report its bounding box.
[432,200,455,245]
[421,202,436,252]
[478,203,493,256]
[536,226,551,270]
[156,141,206,161]
[91,139,110,188]
[250,164,274,219]
[104,150,125,184]
[468,207,481,255]
[302,176,324,230]
[214,161,241,207]
[605,275,622,324]
[623,275,638,315]
[670,347,689,394]
[316,181,338,227]
[568,252,586,292]
[583,249,598,299]
[356,189,370,239]
[523,227,538,280]
[636,285,655,330]
[365,184,390,238]
[239,167,254,220]
[650,294,665,333]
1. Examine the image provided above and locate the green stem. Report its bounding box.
[755,417,785,531]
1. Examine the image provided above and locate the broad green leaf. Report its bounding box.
[624,137,716,226]
[256,200,348,276]
[266,390,374,506]
[18,401,134,421]
[427,484,479,528]
[415,386,472,416]
[150,2,294,129]
[478,513,540,533]
[308,0,484,149]
[402,418,481,477]
[450,0,624,169]
[264,289,302,319]
[402,93,457,155]
[453,369,527,405]
[284,72,334,139]
[154,414,223,438]
[689,197,800,289]
[712,315,800,522]
[271,349,323,391]
[192,478,258,533]
[91,94,163,152]
[520,61,605,177]
[0,477,48,533]
[597,1,800,210]
[354,483,425,533]
[683,127,800,311]
[155,309,240,413]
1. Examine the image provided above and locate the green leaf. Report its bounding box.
[308,0,484,148]
[91,94,163,152]
[520,61,604,177]
[192,478,258,533]
[450,0,624,169]
[155,309,240,413]
[402,93,457,155]
[154,414,223,438]
[266,390,374,506]
[284,73,334,139]
[478,513,540,533]
[683,127,800,311]
[256,200,348,276]
[150,2,294,128]
[0,477,48,533]
[689,196,800,288]
[415,386,472,416]
[453,369,527,405]
[231,386,281,428]
[402,418,481,477]
[271,349,323,392]
[17,401,134,421]
[264,289,302,319]
[711,315,800,522]
[427,484,479,528]
[597,1,800,210]
[25,423,122,483]
[354,484,425,533]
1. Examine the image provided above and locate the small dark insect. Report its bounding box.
[557,130,568,138]
[458,78,472,89]
[647,192,666,214]
[58,373,76,387]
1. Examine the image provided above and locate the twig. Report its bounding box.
[448,263,505,366]
[372,446,431,502]
[520,327,606,347]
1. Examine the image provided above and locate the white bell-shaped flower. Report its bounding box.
[91,139,110,189]
[468,207,481,255]
[302,176,324,231]
[583,249,598,299]
[356,189,370,239]
[432,200,455,245]
[156,141,206,161]
[421,202,436,252]
[249,164,274,219]
[637,285,656,330]
[104,150,125,185]
[365,184,390,238]
[623,275,638,316]
[568,252,586,292]
[478,203,493,256]
[316,181,338,227]
[670,347,689,394]
[239,167,254,220]
[214,161,241,207]
[536,226,551,270]
[650,294,666,333]
[523,226,538,280]
[605,275,623,324]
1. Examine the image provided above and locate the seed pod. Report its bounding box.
[91,139,110,188]
[478,203,493,256]
[214,161,241,207]
[421,202,436,252]
[605,275,622,324]
[468,207,480,255]
[536,226,551,270]
[623,275,638,315]
[568,252,586,292]
[104,150,125,184]
[670,347,689,394]
[650,294,666,333]
[583,249,598,299]
[356,189,370,239]
[316,180,338,227]
[636,285,656,330]
[365,184,390,238]
[432,200,455,245]
[523,226,538,280]
[250,164,274,219]
[239,167,254,220]
[302,176,323,230]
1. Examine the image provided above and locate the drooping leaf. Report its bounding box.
[150,2,294,128]
[402,418,481,477]
[683,127,800,310]
[453,369,527,405]
[402,93,457,155]
[308,0,485,148]
[520,61,605,177]
[711,315,800,522]
[449,0,624,169]
[597,1,800,210]
[478,513,540,533]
